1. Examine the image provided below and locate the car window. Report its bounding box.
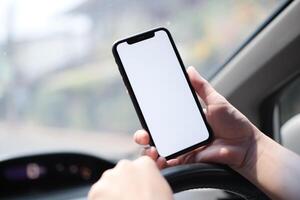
[279,77,300,155]
[0,0,287,160]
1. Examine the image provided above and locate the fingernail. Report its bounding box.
[150,146,156,152]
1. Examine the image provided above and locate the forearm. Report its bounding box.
[236,129,300,200]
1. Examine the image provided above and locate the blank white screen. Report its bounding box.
[117,30,209,157]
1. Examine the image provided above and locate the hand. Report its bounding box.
[134,66,262,169]
[88,156,173,200]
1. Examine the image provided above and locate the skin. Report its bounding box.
[136,66,258,169]
[88,156,173,200]
[89,66,300,200]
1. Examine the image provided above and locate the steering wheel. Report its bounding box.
[162,163,270,200]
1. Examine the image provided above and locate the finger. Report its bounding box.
[194,146,226,163]
[194,143,242,167]
[166,159,180,167]
[100,169,114,179]
[187,66,226,105]
[144,146,159,161]
[160,151,193,168]
[134,155,156,166]
[156,157,167,169]
[115,159,131,169]
[165,146,207,166]
[134,130,150,145]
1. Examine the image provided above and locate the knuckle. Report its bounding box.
[101,169,113,179]
[116,159,131,169]
[138,156,155,166]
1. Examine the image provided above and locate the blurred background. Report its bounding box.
[0,0,285,160]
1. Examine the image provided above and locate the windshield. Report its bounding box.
[0,0,286,160]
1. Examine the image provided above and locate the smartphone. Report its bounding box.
[112,27,213,159]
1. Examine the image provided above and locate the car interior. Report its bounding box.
[0,0,299,199]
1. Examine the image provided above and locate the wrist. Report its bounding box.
[234,126,267,174]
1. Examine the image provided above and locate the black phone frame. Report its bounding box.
[112,27,213,160]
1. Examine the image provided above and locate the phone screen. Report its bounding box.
[115,29,211,158]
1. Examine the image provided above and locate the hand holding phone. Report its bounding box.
[113,28,213,159]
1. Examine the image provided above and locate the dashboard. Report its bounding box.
[0,153,114,200]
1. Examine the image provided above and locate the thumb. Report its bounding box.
[187,66,227,105]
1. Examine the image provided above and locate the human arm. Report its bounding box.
[237,131,300,200]
[88,156,173,200]
[135,66,300,200]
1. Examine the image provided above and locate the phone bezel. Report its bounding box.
[112,27,213,160]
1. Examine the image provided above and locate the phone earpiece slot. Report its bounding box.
[127,32,155,44]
